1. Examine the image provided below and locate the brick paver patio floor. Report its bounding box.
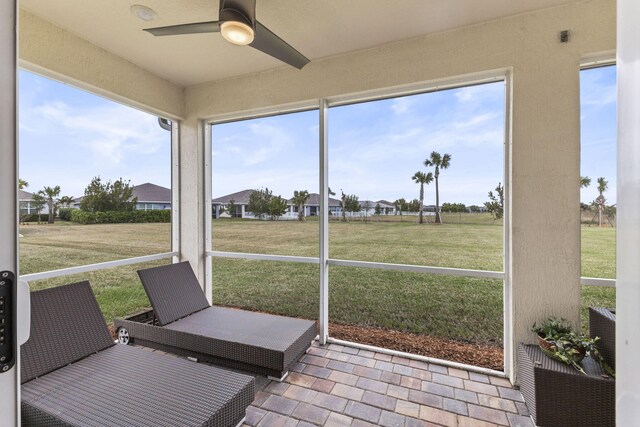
[242,342,534,427]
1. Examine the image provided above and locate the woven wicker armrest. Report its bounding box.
[589,307,615,369]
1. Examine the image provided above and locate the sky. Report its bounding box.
[19,66,616,206]
[213,83,506,206]
[18,70,170,198]
[580,66,617,204]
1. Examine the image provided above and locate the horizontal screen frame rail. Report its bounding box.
[20,252,178,282]
[208,251,504,279]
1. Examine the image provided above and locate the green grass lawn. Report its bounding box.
[20,218,615,344]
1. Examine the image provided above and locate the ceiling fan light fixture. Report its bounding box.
[220,20,254,45]
[131,5,158,22]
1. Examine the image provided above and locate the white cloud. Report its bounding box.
[391,97,413,115]
[455,84,502,103]
[24,100,166,166]
[237,122,296,166]
[454,112,499,129]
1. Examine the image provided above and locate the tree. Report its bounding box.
[247,188,270,219]
[596,177,608,227]
[484,183,504,220]
[580,176,591,189]
[19,179,29,190]
[394,198,408,216]
[339,190,360,221]
[361,200,372,222]
[292,190,310,221]
[80,176,137,212]
[247,188,288,220]
[41,186,61,224]
[597,177,608,196]
[31,192,46,224]
[441,202,466,213]
[468,205,482,213]
[374,203,382,215]
[424,151,452,224]
[412,171,433,224]
[227,199,236,218]
[268,196,289,220]
[408,199,421,214]
[58,195,75,208]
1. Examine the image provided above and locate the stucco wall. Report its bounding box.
[19,11,184,120]
[185,0,616,381]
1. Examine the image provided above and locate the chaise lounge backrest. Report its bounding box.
[137,261,210,326]
[21,281,114,383]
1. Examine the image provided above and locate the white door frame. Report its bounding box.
[616,0,640,424]
[0,0,20,425]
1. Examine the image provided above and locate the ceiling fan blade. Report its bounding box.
[250,21,310,69]
[220,0,256,24]
[144,21,222,37]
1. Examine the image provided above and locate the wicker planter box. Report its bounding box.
[589,307,616,370]
[518,344,614,427]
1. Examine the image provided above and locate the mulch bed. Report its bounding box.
[329,323,504,371]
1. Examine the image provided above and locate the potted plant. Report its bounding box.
[532,317,614,377]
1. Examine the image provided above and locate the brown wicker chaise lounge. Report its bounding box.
[21,281,255,427]
[114,262,317,380]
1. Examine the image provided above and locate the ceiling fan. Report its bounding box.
[144,0,310,69]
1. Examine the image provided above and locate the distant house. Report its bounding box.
[132,183,171,210]
[358,200,377,217]
[375,200,396,215]
[19,190,48,215]
[73,183,171,211]
[212,189,341,219]
[292,193,342,217]
[212,189,254,218]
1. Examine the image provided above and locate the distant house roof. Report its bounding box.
[74,183,171,205]
[376,200,395,209]
[19,190,33,201]
[132,183,171,203]
[291,193,341,207]
[212,189,256,205]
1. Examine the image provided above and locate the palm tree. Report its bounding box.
[597,177,608,196]
[292,190,310,221]
[394,198,407,217]
[41,185,61,224]
[412,171,433,224]
[596,177,608,227]
[580,176,591,189]
[424,151,451,224]
[58,195,75,208]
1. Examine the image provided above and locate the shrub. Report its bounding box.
[58,208,73,221]
[20,214,48,223]
[71,209,170,224]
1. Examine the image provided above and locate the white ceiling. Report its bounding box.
[21,0,579,87]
